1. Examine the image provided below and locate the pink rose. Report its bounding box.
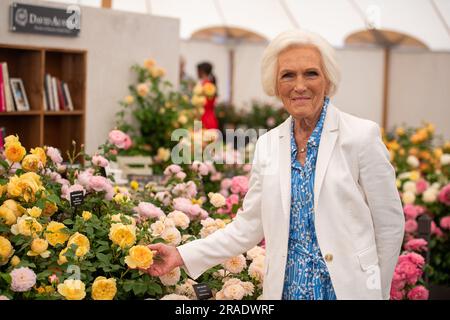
[391,272,406,291]
[92,154,109,167]
[403,205,419,220]
[173,197,193,214]
[220,178,232,190]
[403,238,428,252]
[230,176,249,196]
[415,179,429,195]
[134,202,165,219]
[407,285,429,300]
[395,260,421,285]
[164,164,182,175]
[108,129,128,149]
[76,169,94,188]
[431,221,444,237]
[438,184,450,206]
[404,252,425,267]
[440,216,450,230]
[243,164,252,172]
[390,287,404,300]
[175,171,186,181]
[191,161,209,176]
[89,176,111,192]
[405,219,418,233]
[62,184,85,201]
[123,135,132,150]
[46,146,63,164]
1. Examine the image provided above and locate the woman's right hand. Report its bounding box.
[144,243,185,277]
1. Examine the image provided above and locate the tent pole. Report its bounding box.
[382,47,390,130]
[229,48,235,105]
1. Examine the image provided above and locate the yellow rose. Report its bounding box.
[67,232,90,257]
[108,223,136,249]
[193,83,203,96]
[178,114,188,125]
[45,285,55,293]
[113,193,130,204]
[57,247,68,265]
[10,216,43,238]
[191,95,206,108]
[10,255,20,267]
[409,170,420,181]
[91,276,117,300]
[4,142,26,163]
[45,221,70,246]
[0,205,17,225]
[156,147,170,162]
[57,279,86,300]
[82,211,92,221]
[42,201,58,217]
[21,154,42,172]
[30,147,47,166]
[396,127,405,136]
[136,83,149,97]
[27,206,42,218]
[124,245,153,269]
[143,58,155,70]
[124,95,134,105]
[151,67,165,78]
[0,184,6,197]
[0,236,14,266]
[27,238,50,258]
[7,172,44,202]
[2,199,24,217]
[434,148,443,159]
[130,180,139,191]
[203,82,216,97]
[4,135,19,148]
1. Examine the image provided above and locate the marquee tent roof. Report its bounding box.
[48,0,450,50]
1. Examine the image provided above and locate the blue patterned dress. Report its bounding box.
[282,97,337,300]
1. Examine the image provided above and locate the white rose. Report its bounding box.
[167,211,190,230]
[441,154,450,166]
[150,220,165,237]
[175,279,197,299]
[208,192,226,208]
[402,191,416,204]
[407,155,420,168]
[403,181,417,194]
[246,246,266,260]
[222,255,247,274]
[422,188,438,203]
[161,227,181,246]
[223,284,246,300]
[159,267,181,286]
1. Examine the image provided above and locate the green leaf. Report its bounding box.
[0,159,9,170]
[0,273,12,284]
[63,219,74,225]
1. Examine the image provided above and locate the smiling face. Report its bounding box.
[276,46,330,121]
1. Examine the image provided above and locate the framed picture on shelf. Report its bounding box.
[10,78,30,111]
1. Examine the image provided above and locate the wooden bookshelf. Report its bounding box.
[0,44,86,159]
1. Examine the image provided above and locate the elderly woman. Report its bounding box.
[146,29,405,300]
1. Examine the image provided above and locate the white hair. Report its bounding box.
[261,29,341,97]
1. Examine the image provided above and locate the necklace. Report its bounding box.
[299,147,307,153]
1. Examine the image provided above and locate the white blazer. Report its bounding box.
[178,104,405,300]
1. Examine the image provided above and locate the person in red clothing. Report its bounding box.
[197,62,219,129]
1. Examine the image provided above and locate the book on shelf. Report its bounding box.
[0,126,6,149]
[1,63,15,112]
[51,76,59,111]
[63,82,74,111]
[44,74,74,112]
[0,66,5,112]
